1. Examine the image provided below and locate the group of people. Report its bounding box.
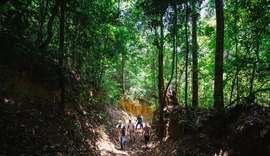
[115,115,151,150]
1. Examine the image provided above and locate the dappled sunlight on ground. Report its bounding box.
[213,149,229,156]
[3,98,15,105]
[96,125,128,156]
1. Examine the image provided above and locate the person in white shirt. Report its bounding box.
[127,119,135,142]
[115,120,126,150]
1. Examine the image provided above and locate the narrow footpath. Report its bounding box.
[96,106,158,156]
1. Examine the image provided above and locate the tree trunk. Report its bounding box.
[214,0,224,110]
[191,0,198,109]
[164,3,177,107]
[235,0,240,105]
[184,1,189,111]
[153,57,158,104]
[249,37,260,101]
[158,12,165,140]
[229,0,239,105]
[229,74,236,105]
[59,0,65,112]
[122,52,125,95]
[175,40,178,95]
[72,15,79,70]
[36,0,48,46]
[118,0,125,95]
[39,0,60,49]
[249,62,256,96]
[174,5,178,96]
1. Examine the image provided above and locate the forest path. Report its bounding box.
[96,106,157,156]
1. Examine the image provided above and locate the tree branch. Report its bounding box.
[39,0,60,49]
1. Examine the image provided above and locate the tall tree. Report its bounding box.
[59,0,65,112]
[191,0,198,109]
[214,0,224,110]
[141,0,167,139]
[118,0,126,95]
[157,11,166,138]
[229,0,239,105]
[164,3,177,108]
[174,4,179,96]
[184,0,189,110]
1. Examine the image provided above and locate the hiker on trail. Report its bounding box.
[136,115,143,129]
[142,123,151,148]
[115,120,126,150]
[127,119,135,142]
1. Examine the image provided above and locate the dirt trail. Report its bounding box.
[96,106,157,156]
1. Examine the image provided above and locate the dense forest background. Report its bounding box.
[1,0,269,108]
[0,0,270,155]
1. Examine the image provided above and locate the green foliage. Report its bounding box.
[103,75,122,105]
[0,0,269,110]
